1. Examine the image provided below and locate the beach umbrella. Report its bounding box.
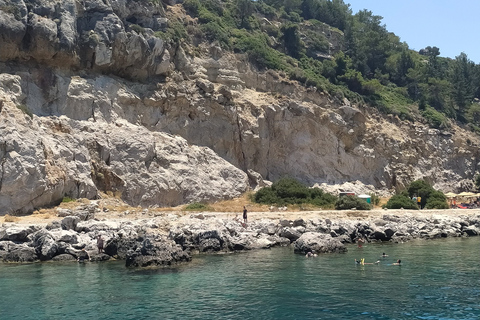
[444,192,457,198]
[458,192,476,198]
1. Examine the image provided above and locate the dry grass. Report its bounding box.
[3,214,19,222]
[208,192,270,212]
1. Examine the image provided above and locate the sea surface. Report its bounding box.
[1,237,479,320]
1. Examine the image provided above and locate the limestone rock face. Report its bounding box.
[0,74,249,214]
[1,0,480,214]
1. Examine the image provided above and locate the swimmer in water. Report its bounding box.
[392,259,401,265]
[357,237,365,248]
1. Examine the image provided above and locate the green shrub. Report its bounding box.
[154,19,188,42]
[62,196,76,203]
[130,24,145,35]
[335,195,372,210]
[183,0,202,16]
[254,187,278,204]
[232,30,287,70]
[422,107,449,129]
[199,8,220,24]
[425,190,448,209]
[201,21,230,47]
[384,194,418,209]
[369,193,380,206]
[185,202,211,211]
[253,177,337,207]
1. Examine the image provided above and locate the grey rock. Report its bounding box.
[294,232,347,254]
[32,229,58,260]
[0,226,30,241]
[293,218,306,227]
[3,246,38,263]
[279,227,302,242]
[51,254,76,262]
[125,238,191,268]
[61,216,80,231]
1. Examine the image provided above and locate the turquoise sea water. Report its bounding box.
[1,237,479,320]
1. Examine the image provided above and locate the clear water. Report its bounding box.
[1,237,479,320]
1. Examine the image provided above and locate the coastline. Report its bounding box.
[1,201,480,267]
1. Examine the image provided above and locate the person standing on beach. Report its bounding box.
[243,206,248,224]
[97,235,104,254]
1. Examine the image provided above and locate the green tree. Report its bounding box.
[281,23,303,59]
[235,0,254,28]
[451,52,476,116]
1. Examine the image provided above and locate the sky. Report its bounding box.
[346,0,480,63]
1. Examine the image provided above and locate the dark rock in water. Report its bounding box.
[125,238,191,268]
[370,230,388,241]
[463,226,478,236]
[384,228,395,239]
[3,246,38,263]
[195,230,224,252]
[51,254,76,262]
[32,229,59,260]
[199,238,222,252]
[90,253,112,262]
[104,237,138,259]
[294,232,347,254]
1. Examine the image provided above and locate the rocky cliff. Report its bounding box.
[1,0,479,214]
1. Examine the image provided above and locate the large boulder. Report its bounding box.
[0,226,31,241]
[3,244,38,262]
[61,216,80,231]
[293,232,347,254]
[104,237,138,259]
[32,229,59,260]
[125,238,191,267]
[279,227,302,242]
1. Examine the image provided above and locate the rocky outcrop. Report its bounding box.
[293,232,347,254]
[125,238,191,267]
[0,0,479,215]
[1,206,480,265]
[0,0,170,81]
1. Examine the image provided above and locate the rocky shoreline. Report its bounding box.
[1,202,480,267]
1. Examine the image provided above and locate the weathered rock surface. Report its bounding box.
[294,232,347,254]
[1,208,480,266]
[125,238,191,267]
[0,0,479,216]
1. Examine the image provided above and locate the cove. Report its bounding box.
[1,237,479,320]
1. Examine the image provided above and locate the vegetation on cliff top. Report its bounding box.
[158,0,480,131]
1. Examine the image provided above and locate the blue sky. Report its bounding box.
[346,0,480,63]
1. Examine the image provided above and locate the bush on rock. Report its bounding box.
[335,195,371,210]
